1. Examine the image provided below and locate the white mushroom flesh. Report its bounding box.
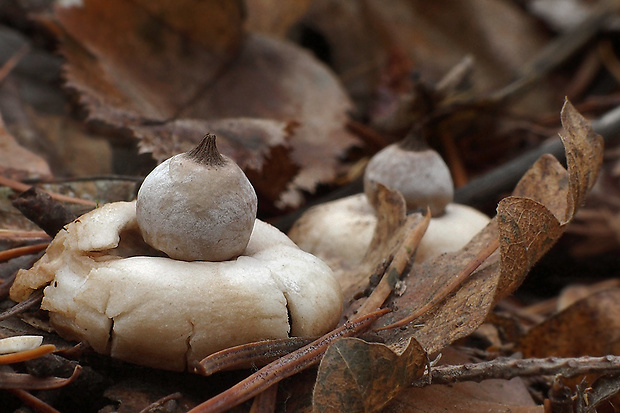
[10,201,342,371]
[289,194,490,270]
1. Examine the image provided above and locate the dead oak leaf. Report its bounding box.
[313,337,426,413]
[48,0,358,207]
[519,288,620,358]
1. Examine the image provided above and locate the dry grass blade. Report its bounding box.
[0,364,81,389]
[0,344,56,364]
[0,230,50,241]
[0,243,49,262]
[188,308,390,413]
[196,337,313,376]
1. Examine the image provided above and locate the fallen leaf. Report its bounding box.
[246,0,313,37]
[495,196,563,299]
[519,288,620,358]
[302,0,554,116]
[313,337,426,413]
[0,111,51,180]
[377,101,603,341]
[560,101,605,218]
[48,0,359,207]
[378,220,501,354]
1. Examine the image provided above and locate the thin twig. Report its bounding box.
[414,355,620,387]
[487,2,615,103]
[439,130,468,187]
[188,308,391,413]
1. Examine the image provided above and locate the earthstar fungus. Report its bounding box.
[10,136,343,371]
[289,130,490,268]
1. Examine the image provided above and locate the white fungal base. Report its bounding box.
[0,335,43,354]
[289,194,491,269]
[10,201,342,371]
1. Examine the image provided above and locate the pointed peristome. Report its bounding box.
[186,133,226,167]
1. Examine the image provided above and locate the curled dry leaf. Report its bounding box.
[48,0,358,207]
[311,100,603,412]
[377,100,603,339]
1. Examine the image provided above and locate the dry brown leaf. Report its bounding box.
[519,288,620,358]
[387,382,543,413]
[246,0,313,37]
[302,0,554,114]
[376,101,603,345]
[495,197,564,300]
[0,112,51,180]
[48,0,358,207]
[312,337,426,413]
[561,101,605,218]
[510,154,570,222]
[377,220,501,354]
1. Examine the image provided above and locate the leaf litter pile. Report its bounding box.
[3,1,620,412]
